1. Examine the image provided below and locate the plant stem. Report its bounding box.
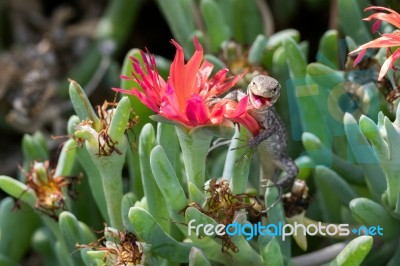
[98,158,124,230]
[175,126,213,195]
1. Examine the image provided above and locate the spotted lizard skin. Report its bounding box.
[246,75,298,191]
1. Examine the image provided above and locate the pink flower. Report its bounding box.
[350,6,400,80]
[114,38,260,134]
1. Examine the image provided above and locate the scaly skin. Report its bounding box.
[246,75,298,193]
[208,75,298,194]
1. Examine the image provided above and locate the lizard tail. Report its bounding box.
[276,155,298,189]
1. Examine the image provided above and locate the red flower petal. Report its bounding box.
[225,96,248,118]
[371,20,382,32]
[170,37,204,108]
[353,49,367,67]
[378,48,400,80]
[115,38,246,129]
[363,6,400,29]
[112,87,158,112]
[209,102,226,124]
[185,95,210,126]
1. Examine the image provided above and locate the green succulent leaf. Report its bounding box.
[0,254,18,266]
[139,124,169,231]
[54,240,74,266]
[0,198,39,261]
[200,0,231,53]
[317,30,339,69]
[232,0,263,44]
[121,192,138,232]
[204,54,226,72]
[264,183,291,258]
[176,126,214,196]
[338,0,371,44]
[316,166,357,206]
[314,166,349,223]
[248,34,268,65]
[294,155,314,180]
[386,238,400,266]
[189,247,211,266]
[59,211,83,249]
[75,144,109,222]
[58,211,85,265]
[359,115,389,160]
[0,176,36,208]
[69,80,101,132]
[260,237,284,266]
[223,126,251,194]
[154,0,194,53]
[156,122,181,176]
[302,132,364,185]
[107,96,131,143]
[31,228,58,266]
[263,29,300,69]
[150,145,188,213]
[329,236,373,266]
[128,207,192,263]
[284,37,307,77]
[349,197,398,240]
[284,37,331,147]
[188,182,206,205]
[80,249,102,266]
[344,113,386,199]
[22,134,49,164]
[54,138,77,177]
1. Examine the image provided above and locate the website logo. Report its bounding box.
[188,220,383,241]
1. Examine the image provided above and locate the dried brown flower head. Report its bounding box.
[282,179,310,218]
[77,229,144,266]
[186,179,262,253]
[17,161,81,220]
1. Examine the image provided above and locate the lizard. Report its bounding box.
[212,75,298,195]
[246,75,298,193]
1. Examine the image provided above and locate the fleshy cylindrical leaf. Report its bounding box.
[330,236,373,266]
[107,96,131,142]
[189,247,211,266]
[139,124,169,231]
[69,80,101,132]
[248,34,267,65]
[200,0,231,53]
[344,113,386,199]
[128,207,192,262]
[150,145,187,213]
[350,198,398,240]
[261,237,284,266]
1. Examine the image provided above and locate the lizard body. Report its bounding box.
[246,75,298,191]
[217,75,298,193]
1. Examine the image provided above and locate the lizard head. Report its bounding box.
[247,75,280,109]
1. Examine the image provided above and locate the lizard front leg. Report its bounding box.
[207,89,247,106]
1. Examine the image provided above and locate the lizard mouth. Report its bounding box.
[251,93,272,108]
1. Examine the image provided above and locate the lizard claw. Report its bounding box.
[235,147,254,162]
[247,135,265,149]
[229,144,249,151]
[229,136,261,162]
[230,135,261,151]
